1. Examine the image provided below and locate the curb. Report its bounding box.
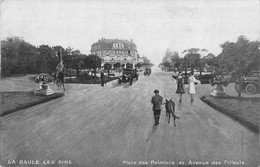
[1,92,64,117]
[200,95,259,133]
[66,77,118,84]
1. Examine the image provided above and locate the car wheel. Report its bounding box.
[235,83,242,92]
[245,83,257,95]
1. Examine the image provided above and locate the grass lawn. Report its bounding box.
[0,91,64,117]
[201,95,260,133]
[0,74,117,117]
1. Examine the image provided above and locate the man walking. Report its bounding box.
[100,70,105,87]
[151,90,163,127]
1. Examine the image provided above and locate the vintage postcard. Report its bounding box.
[0,0,259,166]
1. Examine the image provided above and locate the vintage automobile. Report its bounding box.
[118,68,139,85]
[144,68,151,76]
[175,73,214,84]
[235,71,260,95]
[197,74,215,84]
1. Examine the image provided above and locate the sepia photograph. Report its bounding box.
[0,0,259,166]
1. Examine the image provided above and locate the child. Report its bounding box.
[151,90,163,126]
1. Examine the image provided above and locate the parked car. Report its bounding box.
[108,73,116,77]
[178,73,214,84]
[235,71,260,95]
[197,74,215,84]
[118,68,139,85]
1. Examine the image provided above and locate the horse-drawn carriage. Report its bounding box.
[118,68,139,85]
[144,68,151,76]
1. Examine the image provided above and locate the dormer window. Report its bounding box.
[113,43,124,48]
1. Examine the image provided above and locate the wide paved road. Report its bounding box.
[1,68,259,167]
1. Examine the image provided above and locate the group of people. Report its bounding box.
[151,71,201,127]
[175,71,201,102]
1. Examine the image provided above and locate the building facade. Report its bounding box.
[90,38,143,68]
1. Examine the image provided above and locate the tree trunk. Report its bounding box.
[76,67,80,77]
[94,68,97,77]
[185,62,187,78]
[238,76,243,98]
[199,65,202,76]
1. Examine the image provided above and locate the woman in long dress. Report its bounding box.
[188,71,201,102]
[176,72,185,102]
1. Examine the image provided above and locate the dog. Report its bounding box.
[165,99,180,126]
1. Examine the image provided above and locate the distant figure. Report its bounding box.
[56,49,64,79]
[100,71,105,87]
[56,61,64,77]
[151,90,163,127]
[172,70,178,79]
[176,72,185,102]
[56,70,65,91]
[55,56,65,91]
[188,71,201,102]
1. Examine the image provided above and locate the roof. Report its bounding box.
[91,38,137,51]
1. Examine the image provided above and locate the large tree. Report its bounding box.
[37,45,57,74]
[219,35,260,97]
[220,36,260,76]
[88,54,101,76]
[161,49,181,71]
[1,37,91,78]
[204,53,218,72]
[104,63,112,77]
[182,48,208,76]
[1,37,40,76]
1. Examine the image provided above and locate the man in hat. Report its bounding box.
[100,70,105,87]
[151,90,163,126]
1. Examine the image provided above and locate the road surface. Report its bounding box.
[0,68,259,167]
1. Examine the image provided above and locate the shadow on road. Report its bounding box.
[110,82,131,89]
[110,82,122,88]
[123,84,131,88]
[145,126,157,142]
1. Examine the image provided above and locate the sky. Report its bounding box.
[1,0,259,65]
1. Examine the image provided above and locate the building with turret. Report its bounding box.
[90,38,143,68]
